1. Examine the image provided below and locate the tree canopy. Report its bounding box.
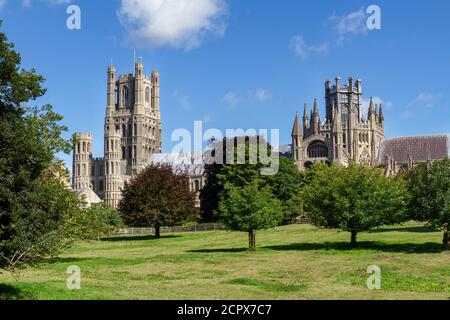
[405,159,450,247]
[118,164,198,237]
[302,163,408,246]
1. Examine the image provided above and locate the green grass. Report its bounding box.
[1,222,449,300]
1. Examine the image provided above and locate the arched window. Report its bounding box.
[145,87,151,103]
[195,180,200,192]
[122,86,129,107]
[307,141,328,158]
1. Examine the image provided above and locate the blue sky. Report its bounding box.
[1,0,449,168]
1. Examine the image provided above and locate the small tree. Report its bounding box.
[405,159,450,248]
[118,164,197,238]
[217,180,283,250]
[302,163,408,247]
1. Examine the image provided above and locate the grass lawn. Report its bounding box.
[1,221,449,300]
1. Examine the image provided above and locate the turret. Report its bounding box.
[292,112,303,167]
[134,61,144,113]
[72,133,93,190]
[368,97,374,120]
[151,70,160,112]
[303,103,309,130]
[292,111,302,143]
[379,103,384,124]
[106,65,116,116]
[312,98,320,134]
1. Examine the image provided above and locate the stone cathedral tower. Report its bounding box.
[292,77,384,170]
[73,61,162,208]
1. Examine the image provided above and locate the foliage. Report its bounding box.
[0,22,76,271]
[302,163,408,246]
[68,203,124,241]
[201,137,303,223]
[118,164,198,237]
[0,176,83,271]
[217,180,283,250]
[405,159,450,247]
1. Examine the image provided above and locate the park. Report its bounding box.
[0,221,449,300]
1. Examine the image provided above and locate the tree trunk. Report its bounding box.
[443,223,449,248]
[350,231,358,247]
[248,230,256,251]
[155,224,161,238]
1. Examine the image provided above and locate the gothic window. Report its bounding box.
[83,142,86,152]
[122,125,127,137]
[134,146,137,159]
[307,141,328,158]
[128,125,132,137]
[134,124,137,136]
[122,86,129,107]
[122,146,126,159]
[145,87,151,103]
[195,180,200,192]
[128,147,132,159]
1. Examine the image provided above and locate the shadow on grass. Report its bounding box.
[101,234,181,242]
[187,248,248,253]
[369,226,437,233]
[0,284,33,300]
[263,241,446,254]
[45,257,95,264]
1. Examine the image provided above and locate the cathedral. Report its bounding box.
[72,61,162,208]
[291,77,384,170]
[72,65,450,208]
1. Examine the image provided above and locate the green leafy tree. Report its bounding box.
[266,157,303,224]
[302,163,408,247]
[70,203,124,240]
[201,137,302,223]
[0,22,79,271]
[217,180,283,250]
[118,164,198,238]
[405,159,450,247]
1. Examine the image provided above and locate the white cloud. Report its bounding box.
[222,92,239,110]
[250,88,272,102]
[289,35,328,60]
[401,92,442,118]
[118,0,228,50]
[330,8,368,36]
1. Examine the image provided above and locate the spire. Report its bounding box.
[292,112,302,137]
[303,103,308,120]
[368,97,374,119]
[313,98,318,114]
[379,103,384,122]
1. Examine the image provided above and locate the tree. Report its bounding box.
[266,157,303,224]
[201,137,303,223]
[118,164,198,238]
[0,22,80,271]
[302,163,408,247]
[217,180,283,250]
[405,160,450,248]
[70,203,124,241]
